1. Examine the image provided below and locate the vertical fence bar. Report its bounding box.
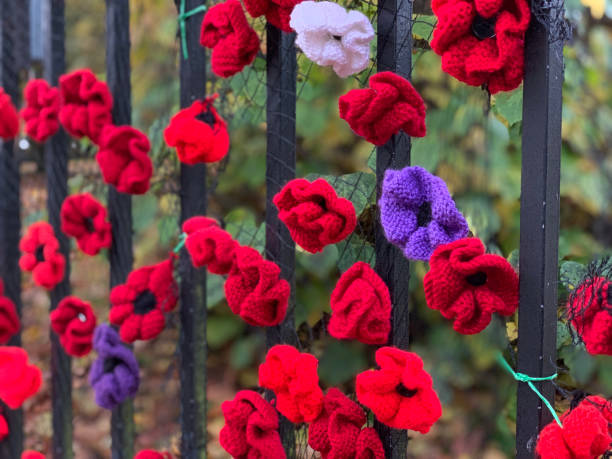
[105,1,135,457]
[515,3,564,457]
[174,1,208,457]
[0,0,24,456]
[265,23,297,457]
[374,1,412,457]
[43,1,74,457]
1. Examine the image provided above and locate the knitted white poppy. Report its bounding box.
[290,1,374,78]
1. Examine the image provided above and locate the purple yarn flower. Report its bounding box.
[379,165,468,261]
[88,324,140,410]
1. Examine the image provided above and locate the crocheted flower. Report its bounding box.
[0,87,18,140]
[21,79,61,143]
[182,215,220,235]
[567,275,612,356]
[536,396,612,459]
[0,413,7,441]
[424,237,518,334]
[224,246,290,326]
[258,344,324,423]
[96,125,153,195]
[356,347,442,432]
[0,279,19,345]
[50,296,97,357]
[200,0,260,78]
[21,452,45,459]
[273,178,357,253]
[88,324,140,410]
[290,1,374,78]
[339,71,426,146]
[186,226,238,274]
[243,0,303,32]
[430,0,530,93]
[220,390,286,459]
[19,221,66,290]
[59,68,113,144]
[60,193,112,256]
[109,257,178,343]
[329,261,391,345]
[134,451,174,459]
[164,97,230,165]
[0,347,42,409]
[356,428,385,459]
[379,166,469,261]
[308,388,366,458]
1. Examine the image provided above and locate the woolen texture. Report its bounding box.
[0,87,19,140]
[186,226,238,274]
[134,451,173,459]
[50,295,97,357]
[0,413,7,441]
[19,221,66,290]
[182,215,220,235]
[356,428,385,459]
[60,193,112,255]
[21,452,45,459]
[0,278,19,345]
[0,347,42,409]
[21,79,61,143]
[243,0,303,32]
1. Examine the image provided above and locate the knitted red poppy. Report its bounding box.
[567,276,612,356]
[21,452,45,459]
[243,0,303,32]
[50,296,97,357]
[59,68,113,144]
[134,451,174,459]
[224,246,290,326]
[21,79,61,143]
[200,0,260,78]
[356,428,385,459]
[19,221,66,290]
[329,261,391,345]
[273,178,357,253]
[220,390,286,459]
[0,87,18,140]
[0,279,19,345]
[536,396,612,459]
[258,344,324,423]
[186,226,238,274]
[424,237,518,335]
[182,215,219,235]
[0,347,42,409]
[164,97,230,165]
[96,125,153,195]
[339,71,426,146]
[308,388,366,458]
[430,0,530,94]
[109,257,178,343]
[60,193,112,256]
[0,413,7,441]
[356,346,442,433]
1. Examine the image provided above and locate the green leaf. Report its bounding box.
[305,172,376,215]
[157,215,177,247]
[207,275,226,307]
[455,194,501,242]
[507,249,519,270]
[335,237,374,272]
[225,208,265,252]
[493,88,523,126]
[556,321,572,349]
[318,340,369,386]
[559,261,587,291]
[412,15,436,40]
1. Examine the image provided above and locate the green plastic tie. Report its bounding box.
[178,0,207,60]
[173,232,188,254]
[497,353,563,428]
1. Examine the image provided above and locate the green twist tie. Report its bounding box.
[173,232,188,254]
[178,0,207,60]
[497,353,563,428]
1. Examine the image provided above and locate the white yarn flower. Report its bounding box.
[290,1,374,78]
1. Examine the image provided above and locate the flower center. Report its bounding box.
[84,217,95,233]
[466,271,488,286]
[331,34,342,41]
[416,201,432,227]
[472,14,497,40]
[35,245,45,262]
[195,108,216,127]
[103,357,123,373]
[396,382,418,398]
[133,290,158,315]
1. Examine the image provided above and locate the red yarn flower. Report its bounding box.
[21,79,61,143]
[186,226,237,274]
[0,279,19,345]
[258,344,324,423]
[164,96,229,165]
[109,257,178,343]
[356,346,442,432]
[19,221,66,290]
[134,451,173,459]
[356,428,385,459]
[0,347,42,409]
[220,390,286,459]
[50,296,97,357]
[224,246,290,326]
[329,261,391,345]
[59,68,113,144]
[430,0,530,93]
[243,0,303,32]
[308,388,366,458]
[182,215,220,235]
[200,0,261,78]
[339,71,426,146]
[96,125,153,195]
[60,193,112,256]
[423,237,518,335]
[273,178,357,253]
[0,413,8,441]
[0,87,18,140]
[21,452,45,459]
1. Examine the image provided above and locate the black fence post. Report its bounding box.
[173,1,208,457]
[515,3,564,457]
[265,24,297,457]
[374,0,412,457]
[105,1,135,457]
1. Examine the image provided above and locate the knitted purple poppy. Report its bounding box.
[88,324,140,410]
[379,165,468,261]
